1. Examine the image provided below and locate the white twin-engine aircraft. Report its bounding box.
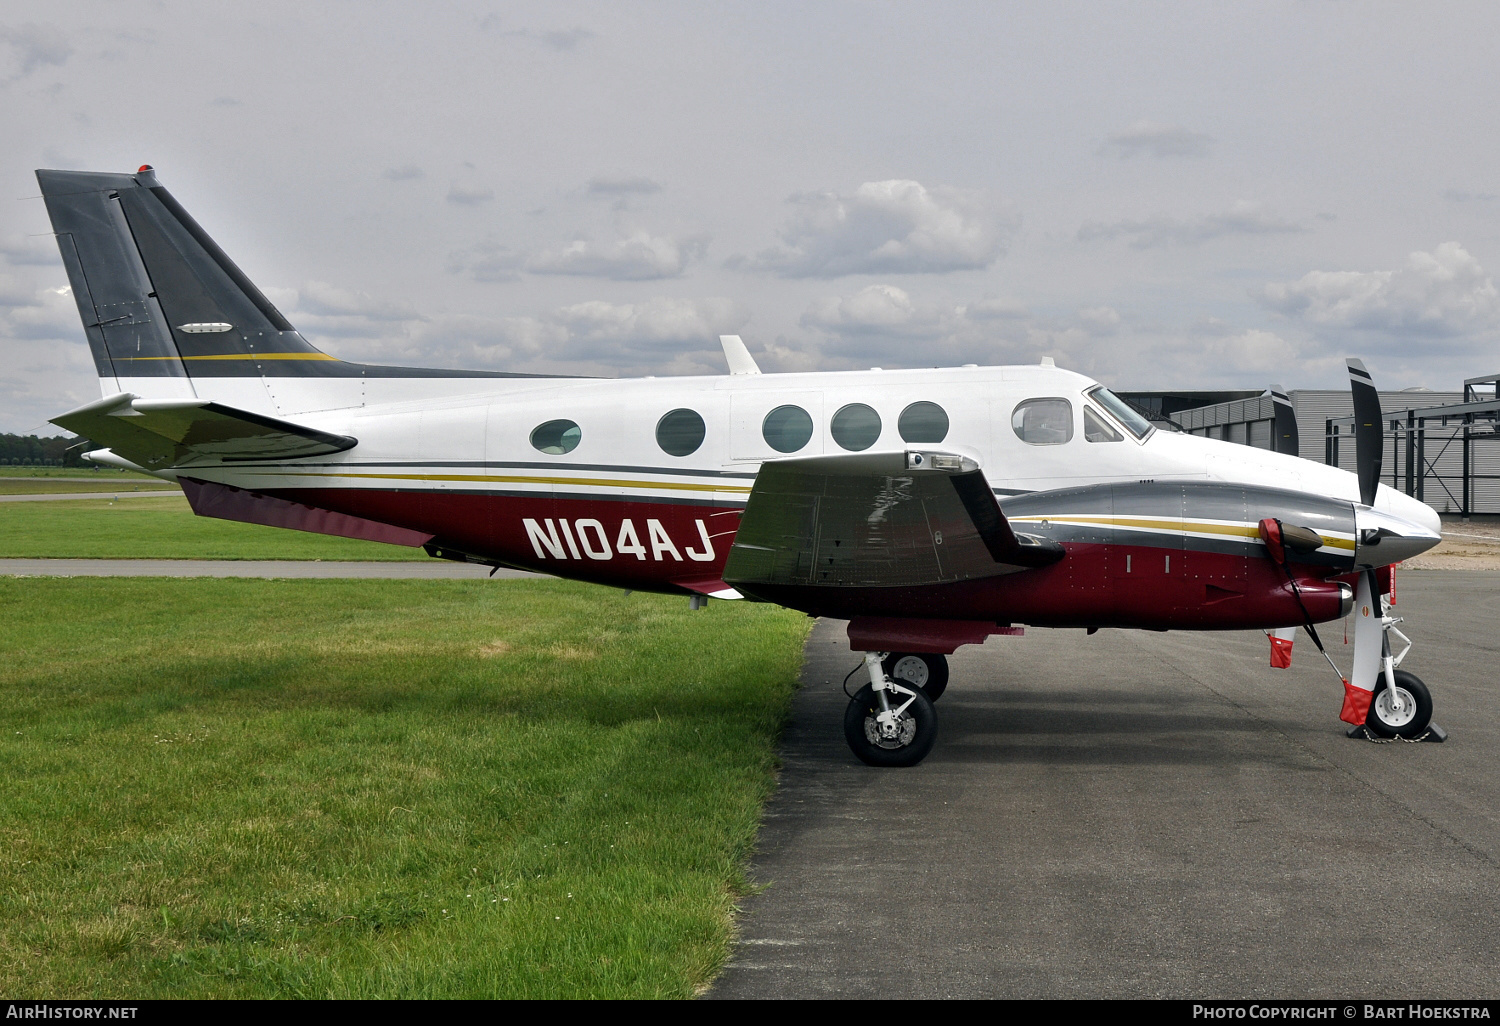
[39,166,1444,766]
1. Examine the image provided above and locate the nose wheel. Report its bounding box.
[1366,670,1433,739]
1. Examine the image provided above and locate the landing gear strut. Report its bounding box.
[844,651,938,767]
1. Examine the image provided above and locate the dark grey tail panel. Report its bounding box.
[38,169,188,380]
[35,167,573,385]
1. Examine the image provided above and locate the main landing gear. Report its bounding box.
[845,651,938,767]
[882,652,949,701]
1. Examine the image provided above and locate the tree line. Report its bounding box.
[0,434,92,467]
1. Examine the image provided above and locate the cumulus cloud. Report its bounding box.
[1,233,61,266]
[736,179,1012,278]
[1,23,72,81]
[527,232,707,280]
[446,239,523,283]
[1078,202,1304,248]
[1077,306,1121,335]
[800,285,953,339]
[1100,121,1213,159]
[1259,242,1500,337]
[446,183,494,206]
[586,176,661,197]
[1443,189,1497,203]
[383,165,424,181]
[551,297,746,358]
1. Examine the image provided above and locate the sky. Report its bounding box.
[3,0,1499,433]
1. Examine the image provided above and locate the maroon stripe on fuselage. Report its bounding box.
[264,488,740,591]
[265,488,1342,627]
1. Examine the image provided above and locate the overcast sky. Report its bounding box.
[3,1,1499,433]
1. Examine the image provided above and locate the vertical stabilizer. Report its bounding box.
[37,167,332,403]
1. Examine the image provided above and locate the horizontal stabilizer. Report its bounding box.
[52,392,356,468]
[724,449,1063,592]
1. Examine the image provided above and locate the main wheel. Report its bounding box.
[1366,669,1434,739]
[882,652,949,701]
[843,683,938,767]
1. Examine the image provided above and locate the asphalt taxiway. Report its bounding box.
[708,570,1500,999]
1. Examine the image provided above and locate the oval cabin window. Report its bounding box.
[530,419,582,455]
[830,403,882,451]
[898,401,949,443]
[656,408,706,457]
[1011,399,1073,445]
[762,405,814,453]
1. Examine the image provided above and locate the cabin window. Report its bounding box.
[762,405,814,453]
[831,403,882,451]
[898,401,949,443]
[656,408,706,456]
[1011,398,1073,445]
[1084,406,1123,443]
[530,419,582,455]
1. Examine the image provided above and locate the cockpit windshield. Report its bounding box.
[1086,386,1153,440]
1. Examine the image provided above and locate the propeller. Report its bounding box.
[1346,359,1382,507]
[1269,385,1299,456]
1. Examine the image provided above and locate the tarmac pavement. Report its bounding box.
[708,570,1500,999]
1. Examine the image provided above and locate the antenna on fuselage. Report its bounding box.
[719,335,762,375]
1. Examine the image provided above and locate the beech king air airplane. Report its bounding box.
[37,166,1445,766]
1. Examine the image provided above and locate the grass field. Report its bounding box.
[0,577,810,997]
[0,497,426,561]
[0,467,158,480]
[0,479,179,495]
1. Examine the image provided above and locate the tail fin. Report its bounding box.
[38,166,330,399]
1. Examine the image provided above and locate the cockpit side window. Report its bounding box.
[1011,398,1073,445]
[1084,406,1123,443]
[1086,386,1152,440]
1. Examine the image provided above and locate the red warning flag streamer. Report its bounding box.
[1269,634,1294,669]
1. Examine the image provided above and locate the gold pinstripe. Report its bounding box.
[1009,513,1355,551]
[247,470,754,495]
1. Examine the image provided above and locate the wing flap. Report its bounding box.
[723,449,1062,592]
[52,392,356,468]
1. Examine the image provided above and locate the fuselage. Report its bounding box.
[140,362,1440,629]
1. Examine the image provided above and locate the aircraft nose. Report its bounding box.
[1375,483,1442,537]
[1356,498,1442,568]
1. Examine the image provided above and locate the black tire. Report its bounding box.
[882,652,949,701]
[1366,670,1434,739]
[843,683,938,767]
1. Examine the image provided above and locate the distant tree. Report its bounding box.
[0,434,95,467]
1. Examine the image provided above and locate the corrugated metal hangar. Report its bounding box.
[1118,372,1500,516]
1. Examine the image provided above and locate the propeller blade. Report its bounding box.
[1346,359,1382,507]
[1269,384,1300,456]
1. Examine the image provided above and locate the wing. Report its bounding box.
[723,448,1063,594]
[51,392,356,468]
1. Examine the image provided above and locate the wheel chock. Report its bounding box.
[1345,722,1447,743]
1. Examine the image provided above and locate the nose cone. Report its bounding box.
[1355,501,1442,568]
[1375,483,1442,537]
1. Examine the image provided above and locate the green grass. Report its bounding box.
[0,497,427,560]
[0,578,810,997]
[0,479,178,495]
[0,467,158,479]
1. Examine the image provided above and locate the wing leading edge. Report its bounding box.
[723,449,1063,597]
